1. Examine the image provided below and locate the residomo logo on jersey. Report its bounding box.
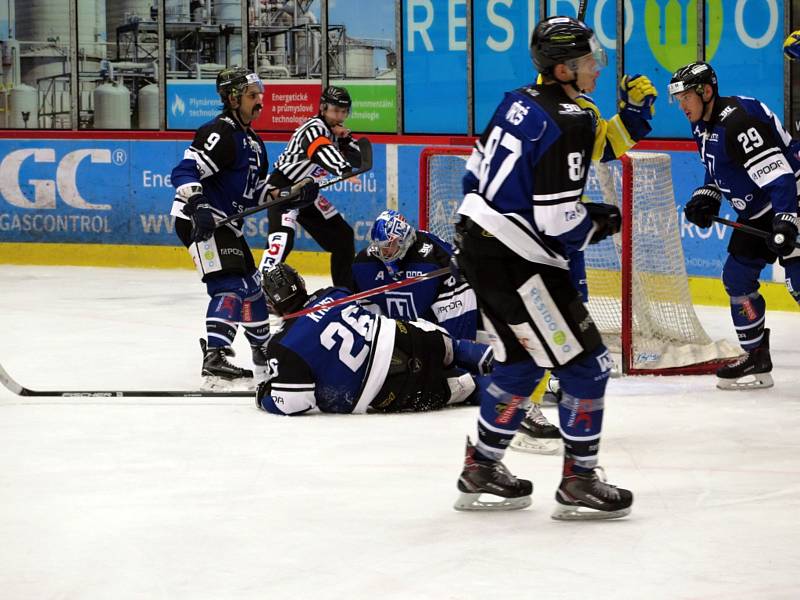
[0,148,127,210]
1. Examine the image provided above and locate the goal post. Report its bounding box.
[418,146,740,375]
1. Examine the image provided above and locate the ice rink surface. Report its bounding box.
[1,265,799,600]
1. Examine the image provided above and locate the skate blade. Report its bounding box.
[716,372,774,390]
[201,376,256,392]
[509,434,561,455]
[453,491,532,512]
[551,503,631,521]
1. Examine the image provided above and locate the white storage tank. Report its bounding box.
[137,83,159,129]
[94,81,131,129]
[7,84,38,128]
[345,43,375,78]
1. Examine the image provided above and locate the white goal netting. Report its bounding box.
[419,148,739,374]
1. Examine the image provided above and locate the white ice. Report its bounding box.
[1,265,799,600]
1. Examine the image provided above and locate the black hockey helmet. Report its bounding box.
[320,86,352,112]
[262,263,308,316]
[667,61,718,101]
[216,66,263,105]
[530,16,606,76]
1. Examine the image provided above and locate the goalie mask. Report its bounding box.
[262,263,308,316]
[368,210,417,278]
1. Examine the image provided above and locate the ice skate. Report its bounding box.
[199,338,254,390]
[716,329,773,390]
[454,437,532,511]
[552,467,633,521]
[510,403,561,455]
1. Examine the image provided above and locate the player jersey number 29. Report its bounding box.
[319,305,373,371]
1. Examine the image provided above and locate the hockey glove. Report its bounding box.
[183,194,216,242]
[766,213,799,257]
[684,185,722,228]
[784,30,800,61]
[619,74,657,120]
[586,202,622,244]
[279,179,320,210]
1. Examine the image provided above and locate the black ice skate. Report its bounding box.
[510,403,562,455]
[716,329,773,390]
[199,338,253,390]
[552,467,633,521]
[454,437,532,511]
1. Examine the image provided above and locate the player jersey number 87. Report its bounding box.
[477,125,586,202]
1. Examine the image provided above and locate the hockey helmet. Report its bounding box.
[530,16,606,76]
[320,86,352,113]
[368,210,417,278]
[262,263,308,316]
[216,66,263,105]
[667,61,718,101]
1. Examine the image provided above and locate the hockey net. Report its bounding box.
[418,147,739,375]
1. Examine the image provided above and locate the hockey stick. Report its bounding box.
[0,361,253,398]
[578,0,588,21]
[282,266,451,320]
[216,138,373,227]
[711,216,800,250]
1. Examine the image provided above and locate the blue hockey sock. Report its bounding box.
[730,292,766,351]
[206,293,242,348]
[241,293,271,348]
[558,392,604,474]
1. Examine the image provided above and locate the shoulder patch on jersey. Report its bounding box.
[418,242,433,257]
[558,103,585,116]
[505,100,529,126]
[719,105,737,121]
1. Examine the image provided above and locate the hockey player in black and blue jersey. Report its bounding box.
[449,16,632,519]
[254,263,479,415]
[351,208,500,382]
[669,61,800,390]
[171,66,319,389]
[352,210,481,343]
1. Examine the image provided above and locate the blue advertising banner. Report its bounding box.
[0,140,387,255]
[402,0,468,134]
[626,0,784,138]
[166,80,220,130]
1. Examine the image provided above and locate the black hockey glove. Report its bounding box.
[684,185,722,228]
[766,213,798,256]
[279,180,320,210]
[585,202,622,244]
[183,194,216,242]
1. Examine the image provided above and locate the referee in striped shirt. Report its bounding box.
[262,86,363,288]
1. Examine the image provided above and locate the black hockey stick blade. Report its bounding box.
[0,361,253,398]
[711,216,800,250]
[282,266,451,320]
[217,137,374,227]
[577,0,588,21]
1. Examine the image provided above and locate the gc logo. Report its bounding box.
[0,148,124,210]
